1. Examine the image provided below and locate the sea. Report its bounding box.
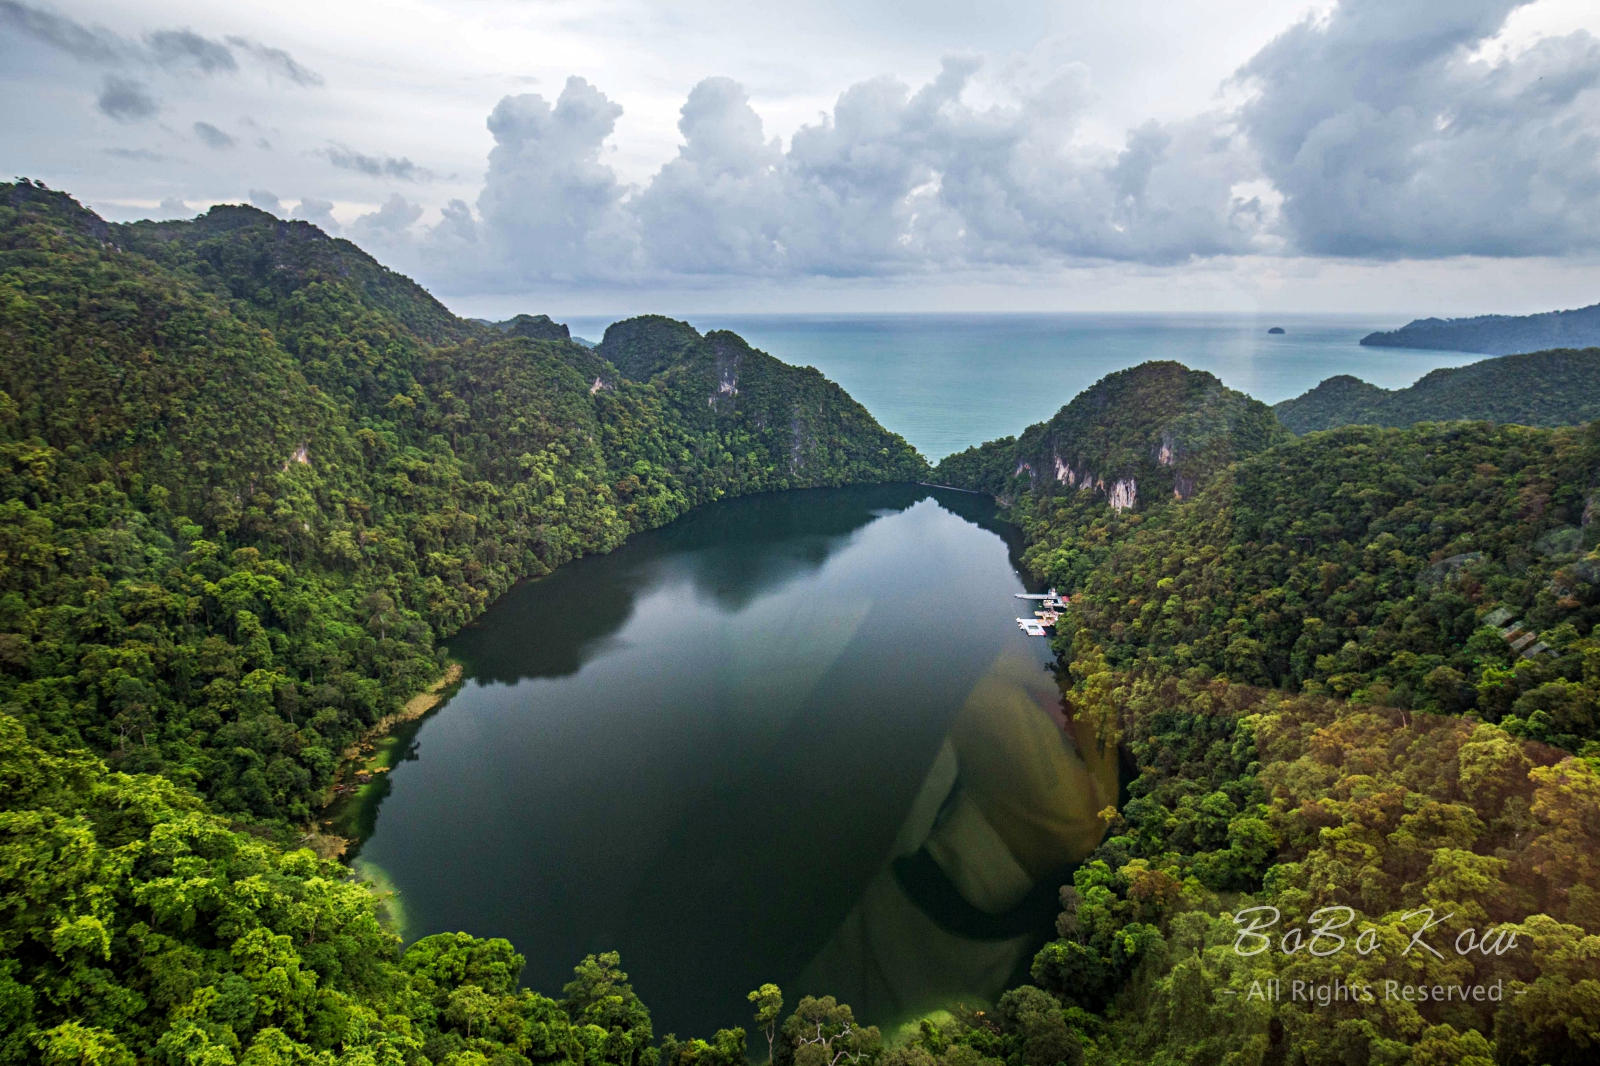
[564,312,1485,461]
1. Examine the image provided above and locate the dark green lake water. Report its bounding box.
[346,485,1118,1038]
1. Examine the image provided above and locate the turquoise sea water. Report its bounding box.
[565,313,1483,460]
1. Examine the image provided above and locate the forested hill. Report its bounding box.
[0,179,925,829]
[598,316,910,477]
[1275,347,1600,433]
[932,362,1286,591]
[1360,300,1600,354]
[945,355,1600,1063]
[933,362,1284,506]
[0,180,939,1066]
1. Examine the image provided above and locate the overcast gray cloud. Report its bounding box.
[193,121,234,149]
[6,0,1598,309]
[1237,0,1600,258]
[365,0,1597,289]
[97,75,156,121]
[103,146,168,162]
[0,2,320,87]
[325,144,432,181]
[147,28,235,74]
[0,0,122,61]
[225,36,324,87]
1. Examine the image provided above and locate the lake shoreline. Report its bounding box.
[300,661,465,860]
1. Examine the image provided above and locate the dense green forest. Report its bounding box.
[6,175,1600,1066]
[939,361,1600,1064]
[1361,303,1600,355]
[0,179,937,1065]
[1275,348,1600,433]
[0,179,923,828]
[932,363,1287,594]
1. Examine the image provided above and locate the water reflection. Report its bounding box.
[348,485,1114,1037]
[453,486,930,684]
[798,652,1119,1022]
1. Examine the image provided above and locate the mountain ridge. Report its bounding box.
[0,179,926,827]
[1275,347,1600,432]
[1360,300,1600,354]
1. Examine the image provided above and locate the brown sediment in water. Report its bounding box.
[339,661,464,762]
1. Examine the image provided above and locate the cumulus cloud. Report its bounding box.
[157,196,191,218]
[371,0,1600,290]
[472,76,639,281]
[98,75,156,121]
[350,194,424,246]
[291,196,341,234]
[324,144,432,181]
[635,76,787,274]
[248,189,282,214]
[1235,0,1600,257]
[434,59,1266,285]
[193,121,234,149]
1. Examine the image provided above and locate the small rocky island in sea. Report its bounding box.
[1267,326,1285,334]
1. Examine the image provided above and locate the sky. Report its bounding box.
[3,0,1600,318]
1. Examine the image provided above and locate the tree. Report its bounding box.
[783,997,880,1066]
[747,984,783,1064]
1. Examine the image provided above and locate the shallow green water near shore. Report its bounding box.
[347,485,1114,1037]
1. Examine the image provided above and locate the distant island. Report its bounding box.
[1267,326,1285,334]
[1360,300,1600,354]
[1274,346,1600,432]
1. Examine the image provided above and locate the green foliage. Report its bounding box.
[747,985,783,1064]
[875,991,1083,1066]
[596,318,704,382]
[1071,421,1600,750]
[1276,348,1600,433]
[496,316,572,344]
[950,365,1600,1063]
[0,704,784,1066]
[0,180,924,830]
[933,362,1286,504]
[775,997,879,1066]
[1023,671,1600,1065]
[933,363,1285,592]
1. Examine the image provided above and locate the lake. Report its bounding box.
[566,312,1485,460]
[338,314,1480,1038]
[340,485,1121,1039]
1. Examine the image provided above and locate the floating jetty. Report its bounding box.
[1013,588,1064,635]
